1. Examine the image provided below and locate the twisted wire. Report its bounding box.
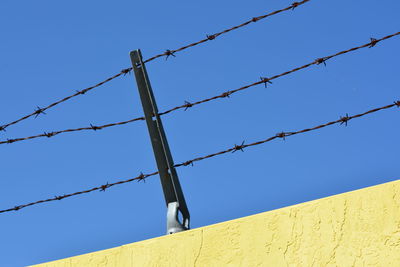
[143,0,310,63]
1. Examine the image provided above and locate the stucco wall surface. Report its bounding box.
[33,179,400,267]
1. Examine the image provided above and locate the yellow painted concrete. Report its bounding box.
[33,180,400,267]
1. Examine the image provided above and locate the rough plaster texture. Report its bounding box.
[33,179,400,267]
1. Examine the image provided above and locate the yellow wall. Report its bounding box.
[33,180,400,267]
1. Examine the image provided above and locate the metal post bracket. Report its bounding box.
[130,50,190,234]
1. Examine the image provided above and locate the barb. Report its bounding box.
[2,31,399,145]
[142,0,311,63]
[1,68,132,132]
[1,100,398,214]
[1,1,308,131]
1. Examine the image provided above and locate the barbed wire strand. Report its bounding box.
[1,1,309,132]
[1,100,398,214]
[142,0,311,63]
[2,31,399,145]
[0,117,145,144]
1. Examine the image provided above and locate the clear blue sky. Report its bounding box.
[1,0,399,266]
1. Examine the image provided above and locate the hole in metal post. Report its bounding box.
[177,210,183,225]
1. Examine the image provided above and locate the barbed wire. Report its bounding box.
[0,117,145,145]
[175,101,400,166]
[1,100,398,214]
[1,1,308,133]
[2,31,399,145]
[142,0,310,63]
